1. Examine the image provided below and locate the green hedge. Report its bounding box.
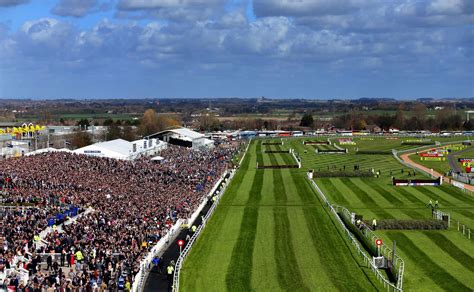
[363,219,448,230]
[356,150,392,155]
[314,171,374,178]
[401,141,434,145]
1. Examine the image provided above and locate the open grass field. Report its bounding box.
[180,140,380,291]
[408,144,474,175]
[307,145,474,291]
[181,137,474,291]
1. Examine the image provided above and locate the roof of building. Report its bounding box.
[148,127,205,140]
[90,139,132,156]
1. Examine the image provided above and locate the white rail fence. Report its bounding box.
[171,140,250,292]
[171,170,235,292]
[309,179,404,291]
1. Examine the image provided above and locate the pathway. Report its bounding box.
[399,152,474,192]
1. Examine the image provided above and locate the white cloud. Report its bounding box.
[51,0,100,17]
[117,0,222,10]
[0,0,28,7]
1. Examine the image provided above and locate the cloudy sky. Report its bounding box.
[0,0,472,99]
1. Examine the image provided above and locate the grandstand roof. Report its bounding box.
[94,139,132,156]
[147,127,205,140]
[73,139,132,159]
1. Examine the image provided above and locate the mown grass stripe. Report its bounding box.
[391,187,427,205]
[414,187,456,207]
[256,140,263,166]
[422,232,474,272]
[271,166,309,290]
[317,178,350,206]
[273,207,309,291]
[431,186,474,205]
[386,232,472,291]
[340,178,395,219]
[362,179,404,205]
[225,167,264,290]
[270,155,286,204]
[302,208,371,291]
[290,169,378,290]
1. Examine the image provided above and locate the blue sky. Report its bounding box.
[0,0,472,99]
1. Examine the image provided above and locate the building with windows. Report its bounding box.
[73,138,166,160]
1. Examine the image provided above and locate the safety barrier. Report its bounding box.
[171,140,250,292]
[290,149,301,168]
[432,209,472,240]
[335,205,405,282]
[309,179,404,291]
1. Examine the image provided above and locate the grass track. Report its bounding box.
[181,137,474,291]
[181,139,379,291]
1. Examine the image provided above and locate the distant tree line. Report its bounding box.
[332,105,472,131]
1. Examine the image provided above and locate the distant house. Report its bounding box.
[389,128,400,134]
[365,124,382,133]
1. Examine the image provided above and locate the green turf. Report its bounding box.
[180,137,474,291]
[308,139,474,291]
[180,139,380,291]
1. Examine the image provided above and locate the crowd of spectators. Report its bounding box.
[1,142,240,291]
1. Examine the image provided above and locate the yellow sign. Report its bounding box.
[0,124,45,135]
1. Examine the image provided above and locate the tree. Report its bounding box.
[139,109,160,136]
[393,108,404,129]
[156,115,180,131]
[103,119,114,126]
[77,119,91,130]
[198,112,220,131]
[71,131,92,149]
[138,109,180,136]
[300,113,314,127]
[121,126,137,141]
[106,123,121,141]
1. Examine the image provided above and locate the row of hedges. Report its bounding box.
[304,141,329,145]
[316,149,347,153]
[401,141,434,145]
[363,219,448,230]
[356,150,392,155]
[262,142,282,145]
[264,150,290,153]
[313,171,374,177]
[257,164,299,169]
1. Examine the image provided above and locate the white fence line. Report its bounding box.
[172,140,250,292]
[131,217,182,292]
[172,170,235,292]
[309,179,404,291]
[290,148,301,168]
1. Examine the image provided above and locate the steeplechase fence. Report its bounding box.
[309,179,404,291]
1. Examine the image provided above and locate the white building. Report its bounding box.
[147,128,214,149]
[73,138,166,160]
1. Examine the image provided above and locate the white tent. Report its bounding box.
[73,139,132,160]
[74,138,166,160]
[25,147,72,156]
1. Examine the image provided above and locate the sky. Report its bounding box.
[0,0,472,99]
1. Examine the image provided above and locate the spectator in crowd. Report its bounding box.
[0,142,242,290]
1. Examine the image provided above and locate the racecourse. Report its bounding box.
[180,140,380,291]
[180,137,474,291]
